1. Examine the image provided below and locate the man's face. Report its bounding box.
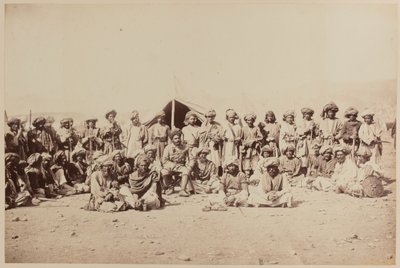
[37,123,45,129]
[227,115,236,124]
[146,151,155,161]
[349,114,357,121]
[303,113,312,120]
[42,159,51,169]
[172,135,181,145]
[327,110,336,119]
[63,122,70,129]
[6,159,16,169]
[227,164,237,173]
[323,151,332,161]
[357,155,369,164]
[114,155,122,164]
[364,116,373,124]
[245,118,254,127]
[262,151,272,158]
[206,116,215,123]
[335,151,346,163]
[286,116,294,124]
[10,123,19,132]
[77,155,83,162]
[138,161,149,173]
[188,116,197,125]
[88,121,95,128]
[198,152,207,161]
[286,150,294,158]
[266,115,274,123]
[267,166,279,177]
[158,116,165,124]
[313,147,320,155]
[60,155,67,166]
[131,117,140,125]
[101,165,112,175]
[107,115,115,123]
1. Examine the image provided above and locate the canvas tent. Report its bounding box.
[143,98,206,129]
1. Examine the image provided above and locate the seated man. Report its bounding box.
[216,157,249,207]
[41,153,61,198]
[111,150,133,186]
[250,145,274,185]
[306,142,322,177]
[25,153,46,198]
[119,155,162,211]
[161,129,194,197]
[189,147,220,194]
[84,156,127,212]
[279,145,303,187]
[247,157,293,208]
[71,147,89,184]
[331,146,358,194]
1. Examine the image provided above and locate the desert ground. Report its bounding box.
[5,135,396,265]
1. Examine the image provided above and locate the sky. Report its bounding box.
[4,3,398,124]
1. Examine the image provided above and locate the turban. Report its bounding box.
[301,108,314,115]
[319,145,333,155]
[156,111,166,118]
[205,109,217,117]
[169,129,182,139]
[144,144,157,153]
[130,110,140,120]
[33,117,46,127]
[360,110,375,118]
[184,111,198,125]
[111,150,124,160]
[321,102,339,118]
[194,147,211,156]
[53,151,65,163]
[261,145,274,153]
[262,157,280,168]
[357,147,372,158]
[18,160,29,169]
[344,107,359,118]
[224,157,240,168]
[92,151,105,161]
[7,118,21,127]
[333,145,349,155]
[244,113,257,121]
[41,153,52,161]
[225,109,238,119]
[5,153,20,164]
[135,154,150,168]
[98,155,113,166]
[60,118,72,125]
[283,110,295,121]
[105,109,117,119]
[71,148,86,161]
[311,142,322,149]
[46,116,55,124]
[85,118,98,123]
[283,144,296,154]
[27,153,42,166]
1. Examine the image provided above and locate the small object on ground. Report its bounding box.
[386,254,393,260]
[178,255,191,261]
[59,214,64,218]
[11,235,19,239]
[50,228,56,233]
[70,231,76,237]
[202,206,211,212]
[258,258,264,265]
[12,217,20,222]
[290,250,297,255]
[21,217,28,222]
[350,234,358,239]
[112,218,118,222]
[155,251,165,256]
[269,261,279,264]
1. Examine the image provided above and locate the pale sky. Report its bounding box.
[4,3,397,123]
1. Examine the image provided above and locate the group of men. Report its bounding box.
[4,101,387,211]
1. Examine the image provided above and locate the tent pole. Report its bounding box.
[171,99,175,128]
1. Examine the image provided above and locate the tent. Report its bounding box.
[143,98,206,129]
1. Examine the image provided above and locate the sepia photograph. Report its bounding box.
[2,0,397,265]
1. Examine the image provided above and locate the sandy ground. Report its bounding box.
[5,141,396,265]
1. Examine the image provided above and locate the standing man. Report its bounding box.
[5,118,29,160]
[261,111,281,157]
[340,107,362,155]
[28,117,57,155]
[56,118,80,162]
[319,102,343,145]
[241,113,263,172]
[149,111,170,161]
[222,109,243,163]
[124,110,148,159]
[279,110,297,155]
[358,111,383,165]
[81,118,103,161]
[101,110,123,154]
[181,111,201,160]
[296,108,318,174]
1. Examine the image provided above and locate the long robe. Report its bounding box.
[358,122,383,164]
[262,122,281,156]
[28,128,57,155]
[199,121,223,167]
[101,121,123,154]
[149,123,170,160]
[319,118,343,145]
[279,122,297,155]
[5,129,29,160]
[241,124,263,171]
[222,122,243,163]
[124,124,148,158]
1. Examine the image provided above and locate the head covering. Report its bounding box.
[7,117,21,127]
[169,129,182,139]
[99,155,113,166]
[144,144,157,153]
[205,109,217,117]
[27,153,42,166]
[92,151,105,161]
[85,118,98,123]
[321,102,339,118]
[301,108,314,115]
[135,154,150,168]
[283,110,295,121]
[224,157,240,168]
[244,113,257,122]
[41,153,52,161]
[71,148,86,161]
[105,109,117,119]
[184,111,198,125]
[111,150,123,160]
[5,153,20,164]
[284,144,296,154]
[344,107,359,118]
[360,110,375,118]
[262,157,280,168]
[194,147,211,156]
[333,145,349,155]
[265,111,276,122]
[261,145,274,153]
[130,110,140,120]
[33,117,46,127]
[226,109,238,119]
[356,147,372,158]
[319,145,333,155]
[311,141,322,149]
[60,118,71,125]
[53,151,65,163]
[156,110,166,119]
[46,116,55,124]
[17,160,29,169]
